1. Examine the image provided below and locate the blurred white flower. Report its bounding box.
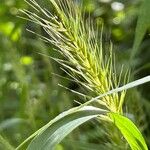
[111,2,124,11]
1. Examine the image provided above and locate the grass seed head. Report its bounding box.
[21,0,129,113]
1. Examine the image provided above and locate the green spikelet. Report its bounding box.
[21,0,129,113]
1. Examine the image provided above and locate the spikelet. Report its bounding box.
[20,0,129,113]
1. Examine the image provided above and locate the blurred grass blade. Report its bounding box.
[0,135,14,150]
[131,0,150,59]
[16,106,107,150]
[0,118,26,132]
[109,113,148,150]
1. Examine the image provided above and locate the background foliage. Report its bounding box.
[0,0,149,149]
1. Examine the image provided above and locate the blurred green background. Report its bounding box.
[0,0,150,149]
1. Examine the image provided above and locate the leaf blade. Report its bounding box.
[131,0,150,58]
[26,106,107,150]
[109,113,148,150]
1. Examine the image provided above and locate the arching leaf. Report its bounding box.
[16,106,107,150]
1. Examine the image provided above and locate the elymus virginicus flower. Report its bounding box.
[17,1,149,150]
[21,0,129,113]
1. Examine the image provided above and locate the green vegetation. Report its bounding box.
[0,0,150,150]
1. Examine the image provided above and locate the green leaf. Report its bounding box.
[131,0,150,58]
[16,106,106,150]
[109,113,148,150]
